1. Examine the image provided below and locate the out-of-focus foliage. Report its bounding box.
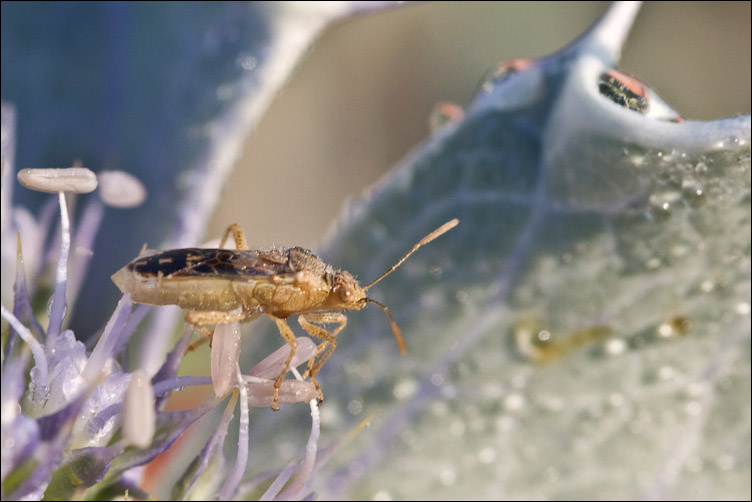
[2,2,749,500]
[247,3,751,499]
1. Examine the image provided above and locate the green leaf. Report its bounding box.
[279,3,751,499]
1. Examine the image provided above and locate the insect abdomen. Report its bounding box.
[111,267,245,312]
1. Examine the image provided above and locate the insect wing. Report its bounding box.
[126,248,288,280]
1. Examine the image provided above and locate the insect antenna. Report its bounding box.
[364,298,407,355]
[361,218,458,356]
[363,218,459,291]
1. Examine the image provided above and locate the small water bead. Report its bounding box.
[439,468,457,486]
[373,490,393,501]
[393,378,418,400]
[236,53,257,71]
[681,179,706,208]
[646,190,682,222]
[478,447,497,464]
[604,338,627,355]
[347,399,363,415]
[479,58,534,93]
[428,102,465,132]
[503,392,526,411]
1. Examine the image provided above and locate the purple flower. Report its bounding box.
[1,117,323,499]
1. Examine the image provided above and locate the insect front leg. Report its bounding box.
[266,314,299,411]
[298,313,347,403]
[218,223,249,250]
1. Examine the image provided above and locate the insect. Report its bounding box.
[112,218,458,409]
[598,69,649,114]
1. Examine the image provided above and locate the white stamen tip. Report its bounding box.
[98,170,147,208]
[17,167,98,194]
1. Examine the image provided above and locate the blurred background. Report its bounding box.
[1,3,748,498]
[209,1,751,250]
[2,1,749,335]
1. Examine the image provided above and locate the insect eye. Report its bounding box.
[338,286,352,302]
[332,281,353,302]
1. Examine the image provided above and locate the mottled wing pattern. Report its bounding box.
[127,248,295,279]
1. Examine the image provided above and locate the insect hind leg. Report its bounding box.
[267,314,299,411]
[218,223,249,250]
[184,310,258,352]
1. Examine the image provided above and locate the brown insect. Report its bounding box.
[112,219,458,409]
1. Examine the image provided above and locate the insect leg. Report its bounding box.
[217,223,249,250]
[184,310,259,352]
[266,314,298,411]
[298,313,347,402]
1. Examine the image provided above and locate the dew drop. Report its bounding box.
[657,365,677,380]
[373,490,393,501]
[685,401,702,416]
[647,191,682,222]
[608,393,625,407]
[393,379,418,400]
[428,102,464,132]
[604,338,627,355]
[681,179,706,208]
[62,377,81,398]
[449,420,466,436]
[439,468,457,486]
[29,366,43,383]
[478,447,497,464]
[645,257,662,270]
[46,296,68,320]
[657,322,674,338]
[236,53,257,71]
[480,58,534,93]
[216,84,233,101]
[455,290,469,304]
[347,399,363,415]
[430,373,444,386]
[503,392,526,411]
